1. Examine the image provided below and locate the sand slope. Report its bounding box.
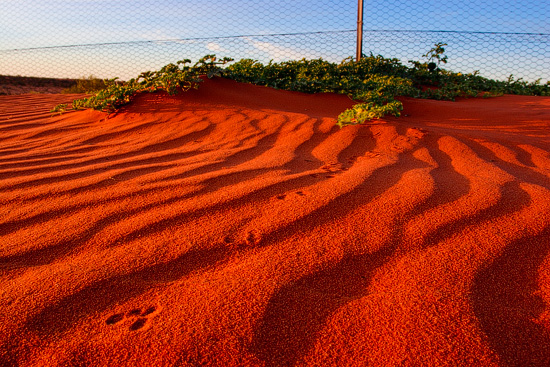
[1,78,550,366]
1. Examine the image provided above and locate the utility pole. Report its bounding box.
[356,0,364,61]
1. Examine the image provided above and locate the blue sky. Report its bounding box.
[1,0,548,81]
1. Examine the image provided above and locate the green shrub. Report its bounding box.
[52,55,233,114]
[52,45,549,126]
[62,76,107,94]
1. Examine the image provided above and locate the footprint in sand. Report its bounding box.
[105,305,159,331]
[275,191,307,201]
[105,313,124,325]
[129,318,148,331]
[346,155,358,164]
[319,162,346,177]
[127,308,142,316]
[246,230,261,246]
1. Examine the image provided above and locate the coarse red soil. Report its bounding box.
[1,78,550,366]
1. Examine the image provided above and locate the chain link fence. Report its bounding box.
[0,0,548,83]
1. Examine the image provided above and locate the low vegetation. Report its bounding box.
[51,44,550,127]
[61,75,107,94]
[0,75,77,95]
[51,55,232,114]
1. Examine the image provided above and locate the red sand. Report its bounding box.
[1,78,550,366]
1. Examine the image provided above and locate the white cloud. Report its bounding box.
[245,38,316,61]
[206,42,227,52]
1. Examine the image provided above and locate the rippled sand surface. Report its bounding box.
[1,79,550,366]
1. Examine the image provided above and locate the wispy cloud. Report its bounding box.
[245,38,316,61]
[206,42,228,52]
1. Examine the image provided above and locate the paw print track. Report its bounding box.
[129,318,147,331]
[141,306,156,316]
[105,313,124,325]
[105,305,159,331]
[127,309,141,316]
[275,191,306,200]
[245,231,260,246]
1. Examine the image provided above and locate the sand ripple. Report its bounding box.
[1,79,549,366]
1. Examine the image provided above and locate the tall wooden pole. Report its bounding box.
[356,0,364,61]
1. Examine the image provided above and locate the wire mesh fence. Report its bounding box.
[362,0,549,83]
[0,0,548,83]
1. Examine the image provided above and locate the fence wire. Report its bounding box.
[0,0,548,83]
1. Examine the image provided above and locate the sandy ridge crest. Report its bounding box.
[1,79,550,366]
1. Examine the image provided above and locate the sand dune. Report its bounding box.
[1,78,549,366]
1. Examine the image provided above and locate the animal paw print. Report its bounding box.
[245,230,260,246]
[105,305,159,331]
[105,313,124,325]
[129,317,147,331]
[346,156,357,164]
[320,162,343,177]
[364,151,381,158]
[274,190,307,201]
